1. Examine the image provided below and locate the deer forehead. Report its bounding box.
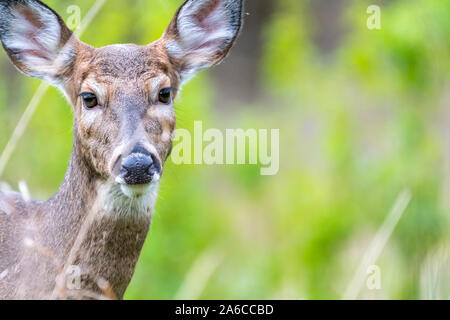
[74,44,178,105]
[82,44,177,83]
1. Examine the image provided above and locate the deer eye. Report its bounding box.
[159,87,176,104]
[79,92,98,109]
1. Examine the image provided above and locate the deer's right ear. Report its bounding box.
[0,0,78,87]
[161,0,243,85]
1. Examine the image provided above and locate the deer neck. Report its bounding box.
[39,138,158,298]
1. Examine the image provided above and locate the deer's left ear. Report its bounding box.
[161,0,243,84]
[0,0,79,87]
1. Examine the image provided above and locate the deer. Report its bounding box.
[0,0,243,299]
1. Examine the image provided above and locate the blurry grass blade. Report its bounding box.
[343,189,412,300]
[18,180,31,202]
[175,250,224,300]
[420,244,450,300]
[74,0,107,37]
[0,83,49,178]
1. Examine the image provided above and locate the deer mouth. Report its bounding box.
[115,173,161,199]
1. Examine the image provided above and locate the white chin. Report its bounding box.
[115,174,161,199]
[120,184,151,198]
[97,178,161,219]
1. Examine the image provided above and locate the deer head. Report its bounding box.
[0,0,242,207]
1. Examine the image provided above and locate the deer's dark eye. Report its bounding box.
[159,87,176,104]
[79,92,98,109]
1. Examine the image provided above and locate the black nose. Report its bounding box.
[119,153,161,185]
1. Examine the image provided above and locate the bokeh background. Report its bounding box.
[1,0,450,299]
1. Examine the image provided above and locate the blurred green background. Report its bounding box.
[1,0,450,299]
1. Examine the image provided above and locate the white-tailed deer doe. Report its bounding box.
[0,0,243,299]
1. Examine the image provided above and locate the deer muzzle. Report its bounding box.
[113,142,162,188]
[119,153,161,185]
